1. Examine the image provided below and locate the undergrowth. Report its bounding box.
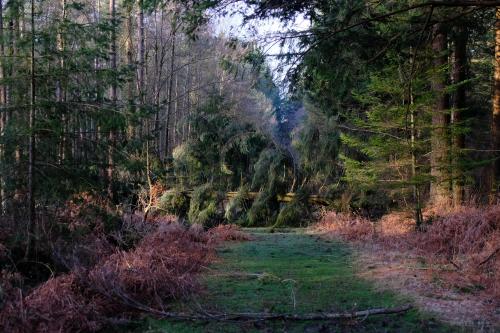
[0,191,251,332]
[315,205,500,303]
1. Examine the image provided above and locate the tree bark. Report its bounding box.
[26,0,36,258]
[57,0,67,164]
[137,0,145,140]
[452,26,468,206]
[430,23,451,207]
[107,0,117,200]
[164,16,178,160]
[491,7,500,203]
[153,9,162,157]
[183,63,191,142]
[126,0,134,140]
[173,71,179,149]
[0,0,6,214]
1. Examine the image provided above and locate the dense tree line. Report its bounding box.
[185,0,500,223]
[2,0,500,240]
[0,1,275,201]
[0,0,289,258]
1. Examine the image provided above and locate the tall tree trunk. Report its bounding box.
[491,8,500,203]
[430,23,451,207]
[182,63,191,142]
[452,26,468,206]
[408,48,423,228]
[12,0,22,206]
[186,63,192,140]
[57,0,67,164]
[173,72,178,149]
[126,1,134,140]
[137,0,145,140]
[26,0,36,258]
[153,9,161,156]
[0,0,6,214]
[164,16,177,160]
[4,6,16,214]
[94,0,105,184]
[107,0,117,200]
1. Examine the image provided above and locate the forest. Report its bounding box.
[0,0,499,332]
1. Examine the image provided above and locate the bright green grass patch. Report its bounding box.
[139,230,465,332]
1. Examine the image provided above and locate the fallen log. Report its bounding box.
[149,304,413,322]
[176,190,333,206]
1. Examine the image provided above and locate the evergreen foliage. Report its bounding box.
[274,189,311,228]
[158,190,189,217]
[187,183,225,227]
[224,185,251,225]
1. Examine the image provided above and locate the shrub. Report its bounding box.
[0,272,108,333]
[349,189,391,219]
[89,223,213,308]
[0,270,23,312]
[188,184,224,227]
[315,211,375,241]
[58,192,121,238]
[208,224,252,242]
[413,205,500,297]
[275,203,303,227]
[247,189,279,227]
[315,205,500,301]
[224,185,251,224]
[158,189,190,217]
[0,222,215,332]
[274,189,311,228]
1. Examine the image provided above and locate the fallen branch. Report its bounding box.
[148,304,413,322]
[478,247,500,267]
[92,276,412,323]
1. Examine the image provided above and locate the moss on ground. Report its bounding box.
[139,229,465,332]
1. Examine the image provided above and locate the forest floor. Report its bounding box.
[137,229,465,332]
[353,242,500,331]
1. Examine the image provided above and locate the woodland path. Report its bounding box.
[140,229,460,332]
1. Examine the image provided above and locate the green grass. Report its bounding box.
[139,229,464,332]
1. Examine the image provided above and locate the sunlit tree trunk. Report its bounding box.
[183,63,191,142]
[430,23,451,207]
[452,26,467,206]
[173,71,179,149]
[164,14,178,159]
[408,47,423,228]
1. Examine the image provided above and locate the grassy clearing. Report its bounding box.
[140,229,464,332]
